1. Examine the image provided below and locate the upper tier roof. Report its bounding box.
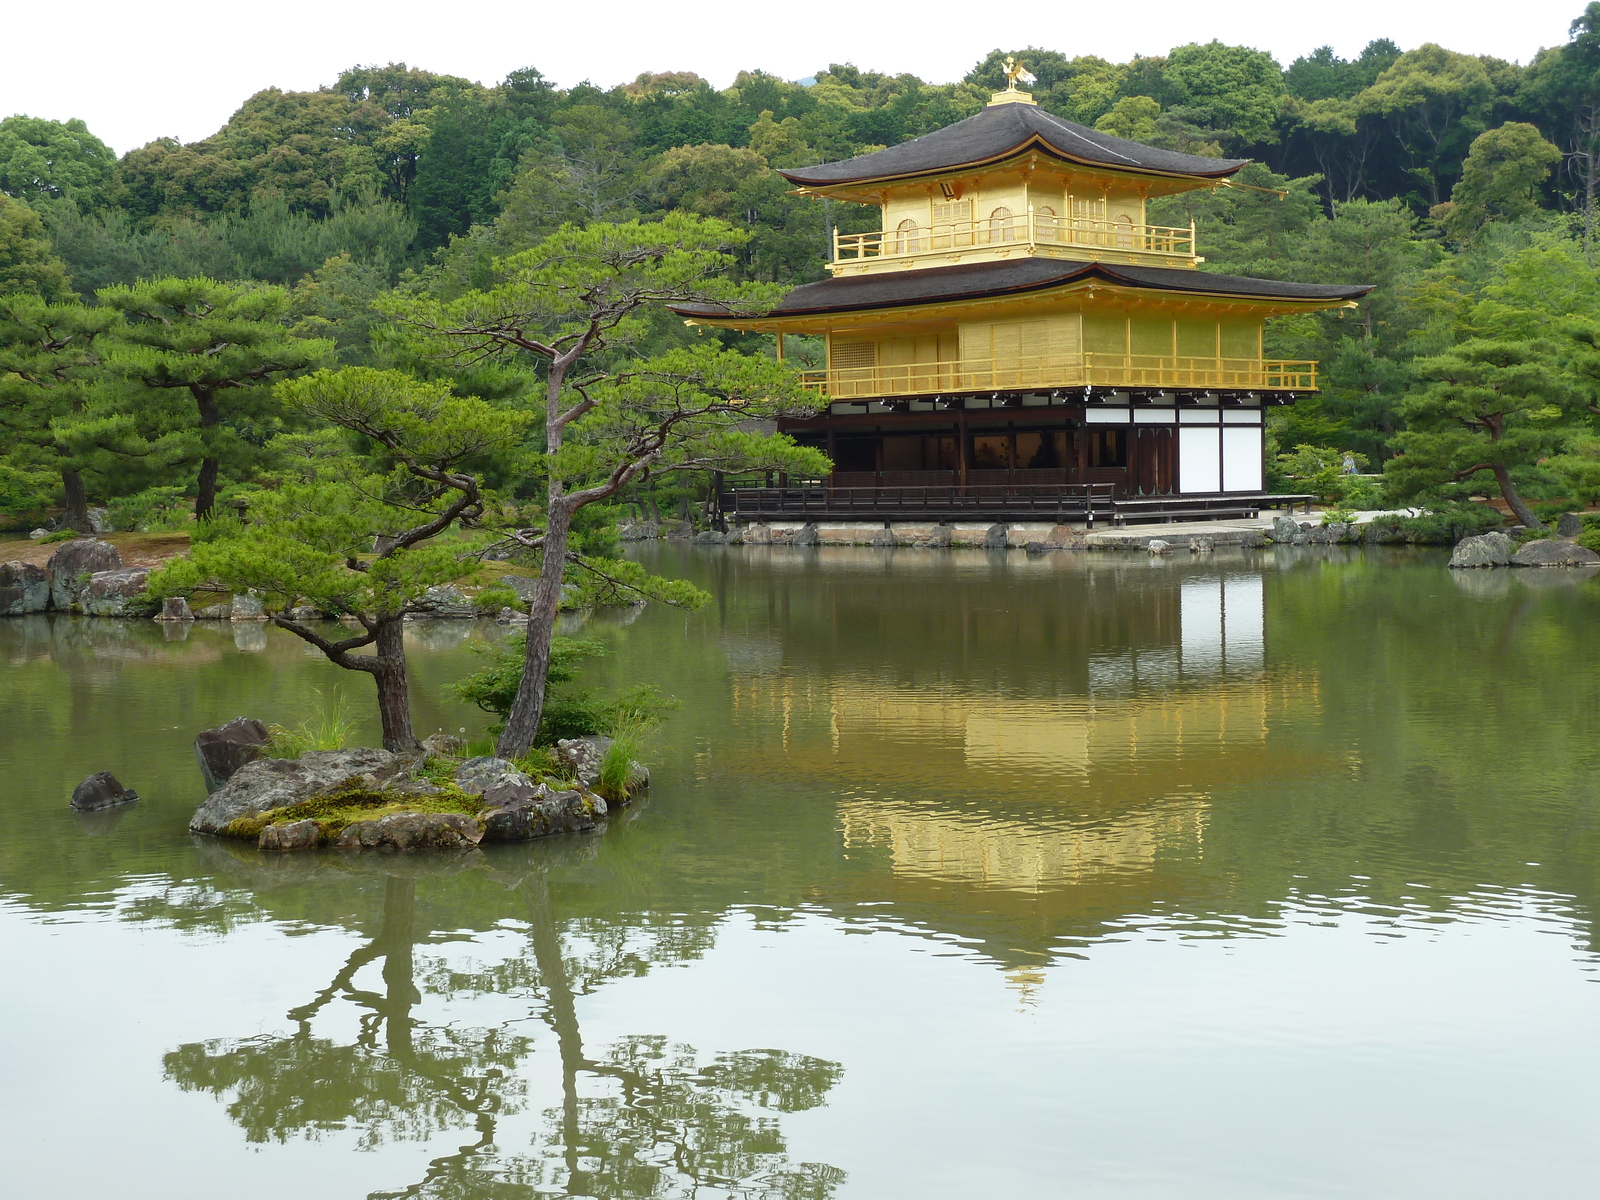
[673,258,1374,322]
[779,102,1249,188]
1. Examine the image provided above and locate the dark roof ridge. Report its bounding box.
[778,102,1248,187]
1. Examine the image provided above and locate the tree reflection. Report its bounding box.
[163,872,845,1198]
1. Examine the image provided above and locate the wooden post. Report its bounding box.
[957,408,969,493]
[776,332,785,362]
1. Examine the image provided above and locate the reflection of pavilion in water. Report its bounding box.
[731,574,1324,898]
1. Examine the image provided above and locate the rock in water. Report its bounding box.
[793,524,820,546]
[1188,536,1215,554]
[189,748,404,834]
[983,524,1010,549]
[47,538,122,611]
[0,561,49,615]
[72,772,138,811]
[1270,515,1299,543]
[1147,539,1171,556]
[230,593,266,620]
[1449,531,1515,568]
[193,603,231,620]
[258,819,321,852]
[482,788,602,842]
[80,567,154,617]
[194,717,271,793]
[1510,538,1600,567]
[1557,512,1583,538]
[157,596,194,622]
[554,737,609,788]
[334,812,483,850]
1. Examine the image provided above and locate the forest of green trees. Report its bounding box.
[6,11,1600,534]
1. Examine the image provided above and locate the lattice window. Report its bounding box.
[831,341,877,371]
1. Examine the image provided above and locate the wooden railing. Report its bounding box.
[834,209,1197,264]
[802,354,1317,398]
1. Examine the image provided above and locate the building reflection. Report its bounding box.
[729,571,1325,903]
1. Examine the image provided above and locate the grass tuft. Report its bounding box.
[266,687,359,758]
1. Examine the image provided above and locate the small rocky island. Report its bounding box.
[188,719,639,853]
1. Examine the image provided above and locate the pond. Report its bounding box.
[3,544,1599,1199]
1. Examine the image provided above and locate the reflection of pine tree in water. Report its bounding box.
[162,873,845,1198]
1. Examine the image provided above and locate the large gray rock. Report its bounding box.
[230,593,266,620]
[0,561,49,615]
[693,529,728,544]
[194,716,271,793]
[334,811,483,850]
[554,737,609,788]
[869,527,896,548]
[1556,512,1584,538]
[983,524,1010,549]
[1147,539,1172,556]
[193,602,231,620]
[189,747,403,834]
[1270,515,1300,543]
[47,538,122,611]
[455,756,535,796]
[1449,531,1515,568]
[793,524,820,546]
[1188,536,1215,554]
[71,771,138,811]
[1510,538,1600,567]
[80,567,154,617]
[482,787,602,842]
[499,575,541,605]
[414,584,477,618]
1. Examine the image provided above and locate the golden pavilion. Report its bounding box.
[677,62,1372,525]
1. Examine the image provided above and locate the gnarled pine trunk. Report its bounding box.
[1491,463,1543,530]
[59,469,92,533]
[495,500,572,758]
[372,617,421,752]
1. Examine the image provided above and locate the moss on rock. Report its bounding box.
[219,776,485,842]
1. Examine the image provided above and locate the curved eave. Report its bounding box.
[674,263,1373,333]
[779,135,1246,196]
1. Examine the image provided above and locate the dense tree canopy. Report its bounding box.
[4,17,1600,541]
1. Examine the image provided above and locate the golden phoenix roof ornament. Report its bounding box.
[989,56,1039,106]
[1002,56,1037,91]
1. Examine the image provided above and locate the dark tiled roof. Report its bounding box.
[779,102,1248,187]
[673,259,1374,321]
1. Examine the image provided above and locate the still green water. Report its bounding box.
[3,545,1599,1199]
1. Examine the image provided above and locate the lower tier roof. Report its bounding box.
[675,258,1373,322]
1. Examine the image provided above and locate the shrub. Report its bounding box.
[36,529,78,544]
[472,582,523,613]
[1577,526,1600,555]
[104,485,190,532]
[1397,503,1505,544]
[453,632,676,745]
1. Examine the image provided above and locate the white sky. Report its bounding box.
[3,0,1584,154]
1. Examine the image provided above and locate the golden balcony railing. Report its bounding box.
[801,354,1316,398]
[833,210,1197,264]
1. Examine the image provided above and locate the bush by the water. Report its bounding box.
[1365,503,1505,544]
[453,633,674,745]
